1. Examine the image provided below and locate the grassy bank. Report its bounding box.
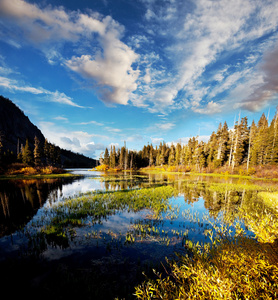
[140,165,278,181]
[0,164,81,179]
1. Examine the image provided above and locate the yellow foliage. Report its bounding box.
[135,236,278,299]
[94,164,109,171]
[41,167,53,174]
[17,167,37,175]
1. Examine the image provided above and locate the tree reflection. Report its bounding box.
[0,178,75,237]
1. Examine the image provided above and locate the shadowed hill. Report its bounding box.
[0,95,96,168]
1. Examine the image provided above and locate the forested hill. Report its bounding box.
[0,95,96,168]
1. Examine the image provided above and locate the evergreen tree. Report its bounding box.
[34,136,42,166]
[248,120,257,168]
[175,142,182,166]
[17,144,24,162]
[149,145,154,166]
[104,148,109,165]
[168,144,175,166]
[252,113,269,165]
[110,145,116,168]
[216,121,229,165]
[207,132,218,164]
[0,131,3,164]
[44,139,50,165]
[269,107,278,164]
[194,141,206,171]
[119,147,125,169]
[22,139,33,165]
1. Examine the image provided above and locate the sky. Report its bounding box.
[0,0,278,159]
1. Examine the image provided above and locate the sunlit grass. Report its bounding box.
[18,174,278,299]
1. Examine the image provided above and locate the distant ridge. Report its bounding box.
[0,95,96,168]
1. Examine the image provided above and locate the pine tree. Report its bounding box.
[22,139,33,165]
[269,107,278,164]
[104,148,109,165]
[44,139,50,165]
[168,144,175,166]
[34,136,42,166]
[207,132,218,165]
[149,145,154,166]
[194,141,206,171]
[0,131,3,164]
[252,113,269,165]
[216,121,229,165]
[110,145,116,168]
[175,142,182,166]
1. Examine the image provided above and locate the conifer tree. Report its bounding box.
[149,146,154,166]
[168,144,175,166]
[104,148,109,165]
[44,139,50,165]
[254,113,269,165]
[0,132,3,164]
[216,121,229,165]
[22,139,33,165]
[232,117,249,168]
[247,120,256,169]
[207,132,218,165]
[34,136,42,166]
[119,147,125,169]
[175,142,181,165]
[269,107,278,164]
[110,145,116,168]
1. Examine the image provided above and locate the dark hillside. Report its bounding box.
[0,95,44,154]
[0,95,96,167]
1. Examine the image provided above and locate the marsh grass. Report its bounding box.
[15,174,278,299]
[134,218,278,300]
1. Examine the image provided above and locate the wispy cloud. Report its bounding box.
[77,120,104,126]
[137,0,278,114]
[0,75,84,107]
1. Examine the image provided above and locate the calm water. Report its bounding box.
[0,169,274,299]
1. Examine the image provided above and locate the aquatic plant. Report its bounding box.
[134,221,278,299]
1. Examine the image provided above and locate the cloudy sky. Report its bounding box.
[0,0,278,158]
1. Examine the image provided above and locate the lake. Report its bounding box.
[0,169,276,299]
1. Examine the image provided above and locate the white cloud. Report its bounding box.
[0,0,140,106]
[54,116,68,122]
[38,121,108,157]
[0,75,84,107]
[151,137,164,145]
[105,127,122,133]
[192,101,223,115]
[77,120,104,126]
[148,122,175,132]
[139,0,278,114]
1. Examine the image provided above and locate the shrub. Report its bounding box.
[94,164,109,171]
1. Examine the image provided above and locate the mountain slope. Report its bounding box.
[0,95,96,167]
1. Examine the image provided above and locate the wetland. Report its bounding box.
[0,169,277,299]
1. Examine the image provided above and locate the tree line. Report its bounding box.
[0,136,61,167]
[100,109,278,172]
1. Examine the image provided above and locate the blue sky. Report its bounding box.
[0,0,278,158]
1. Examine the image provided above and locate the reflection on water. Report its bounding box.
[0,178,76,237]
[0,169,276,299]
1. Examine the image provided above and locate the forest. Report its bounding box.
[99,109,278,175]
